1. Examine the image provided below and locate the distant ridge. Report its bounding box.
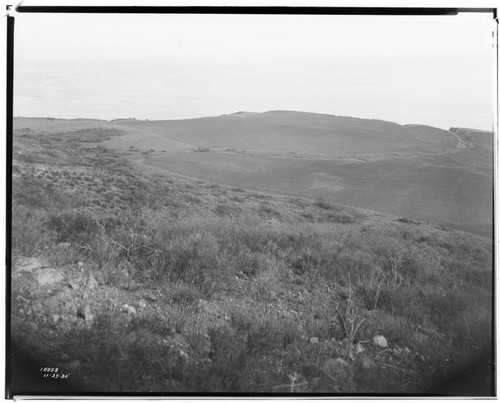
[108,109,457,156]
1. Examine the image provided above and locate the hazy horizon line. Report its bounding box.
[13,109,496,132]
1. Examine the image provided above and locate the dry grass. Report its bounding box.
[10,123,493,394]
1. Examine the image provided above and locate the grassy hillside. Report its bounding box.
[108,110,458,155]
[145,148,492,238]
[97,112,493,238]
[10,118,493,395]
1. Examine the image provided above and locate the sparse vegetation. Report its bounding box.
[10,119,493,395]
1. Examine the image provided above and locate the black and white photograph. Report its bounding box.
[6,1,497,397]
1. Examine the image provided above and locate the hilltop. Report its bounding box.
[103,110,458,156]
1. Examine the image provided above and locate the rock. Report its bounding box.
[356,355,373,371]
[77,304,93,321]
[14,257,43,273]
[310,337,319,345]
[355,343,365,355]
[83,305,93,321]
[86,273,98,290]
[146,294,158,302]
[52,314,60,323]
[44,289,72,312]
[57,242,71,249]
[93,271,106,285]
[123,304,136,315]
[68,280,79,290]
[404,346,411,354]
[138,299,147,309]
[60,354,70,362]
[373,335,388,348]
[77,261,85,268]
[323,358,348,378]
[68,360,81,371]
[34,268,63,285]
[32,301,44,313]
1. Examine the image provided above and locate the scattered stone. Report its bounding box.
[93,271,106,285]
[123,304,136,315]
[323,358,348,378]
[138,299,147,309]
[32,301,44,313]
[146,294,158,302]
[356,355,373,371]
[44,289,72,312]
[34,268,63,286]
[68,280,79,290]
[86,273,98,290]
[77,304,93,321]
[355,343,365,355]
[373,335,388,348]
[310,337,319,345]
[68,360,81,371]
[14,257,43,273]
[77,261,85,268]
[57,242,71,249]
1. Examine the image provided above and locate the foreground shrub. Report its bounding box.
[47,210,99,244]
[12,206,54,256]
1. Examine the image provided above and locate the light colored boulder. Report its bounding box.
[34,268,63,285]
[373,335,388,348]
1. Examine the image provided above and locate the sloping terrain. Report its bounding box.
[14,114,493,237]
[108,111,458,155]
[145,147,492,238]
[9,118,493,395]
[96,111,492,238]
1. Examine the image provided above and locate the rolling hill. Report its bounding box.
[94,111,492,238]
[10,114,494,394]
[14,112,493,238]
[107,110,459,156]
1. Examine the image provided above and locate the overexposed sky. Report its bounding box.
[13,11,495,129]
